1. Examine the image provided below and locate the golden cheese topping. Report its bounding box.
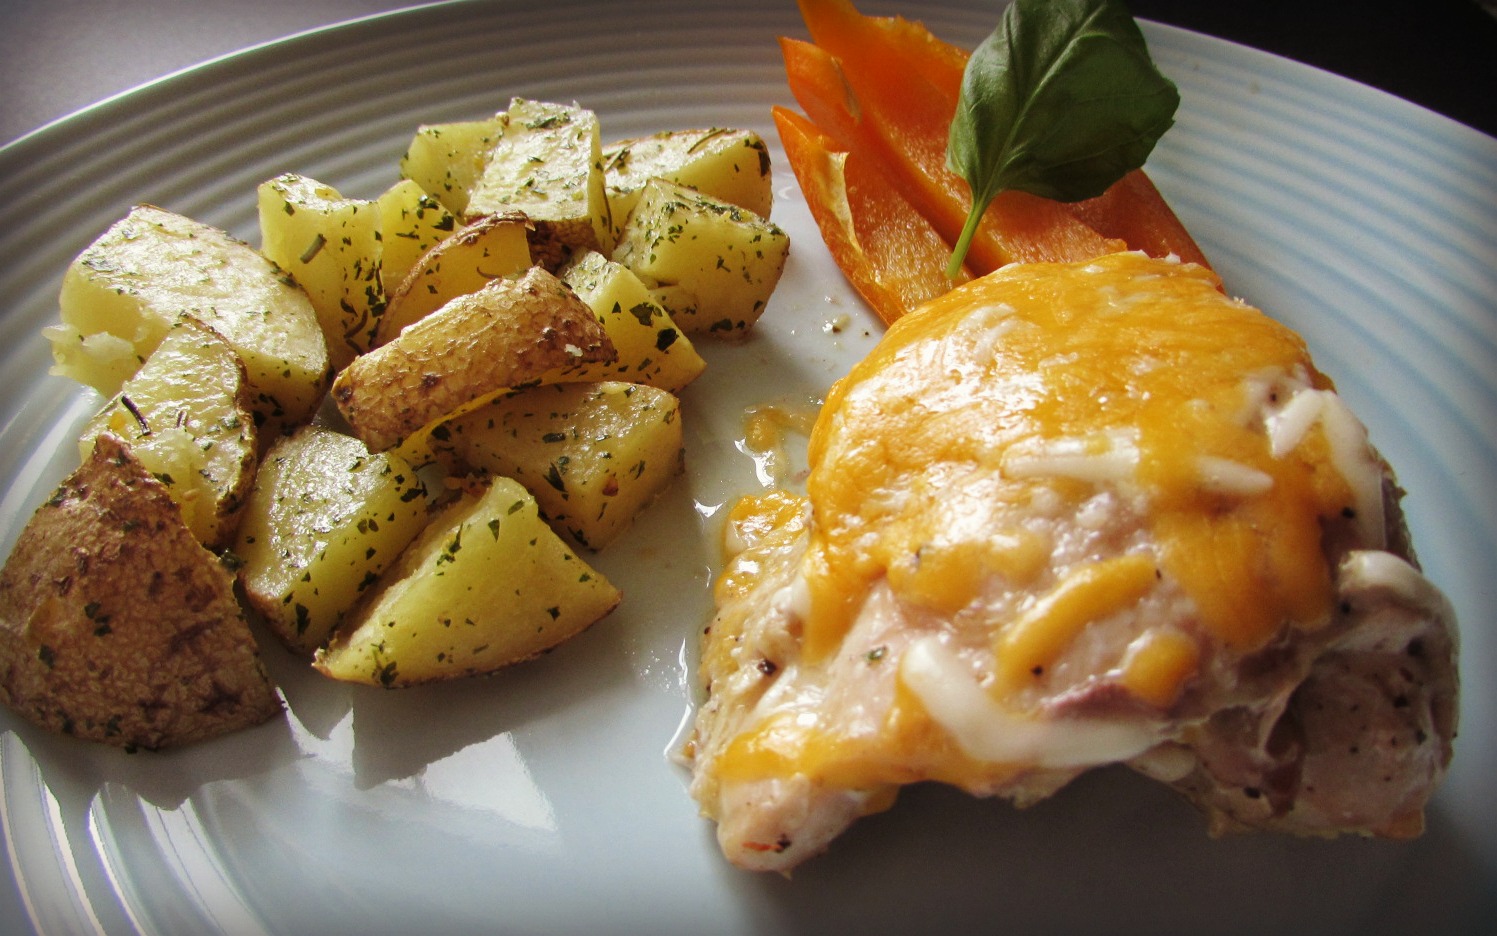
[705,253,1383,790]
[992,553,1158,695]
[805,253,1351,661]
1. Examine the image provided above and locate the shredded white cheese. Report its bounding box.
[1002,430,1140,485]
[1267,387,1325,458]
[1264,385,1386,548]
[899,637,1159,769]
[1317,392,1387,548]
[1334,550,1458,652]
[1196,455,1275,496]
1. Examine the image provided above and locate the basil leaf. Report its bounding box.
[945,0,1179,278]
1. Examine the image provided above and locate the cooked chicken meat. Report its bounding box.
[685,252,1458,872]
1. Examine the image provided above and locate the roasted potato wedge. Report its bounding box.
[557,250,706,393]
[0,434,281,749]
[333,266,615,454]
[376,180,459,298]
[434,381,684,550]
[611,179,789,338]
[466,98,613,267]
[375,211,532,346]
[603,127,773,243]
[46,205,331,437]
[313,475,621,687]
[258,175,461,367]
[236,426,429,656]
[77,319,258,549]
[257,173,387,370]
[399,115,507,217]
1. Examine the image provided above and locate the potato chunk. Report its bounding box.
[236,426,429,656]
[375,211,532,346]
[46,205,331,437]
[557,251,706,393]
[257,173,386,369]
[258,176,461,367]
[375,180,459,297]
[466,98,613,267]
[399,116,507,216]
[434,381,684,550]
[332,266,615,454]
[603,127,773,243]
[0,435,281,749]
[611,179,789,338]
[77,319,257,548]
[313,475,621,686]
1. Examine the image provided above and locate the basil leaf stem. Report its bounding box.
[945,0,1179,278]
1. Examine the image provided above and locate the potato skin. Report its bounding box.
[375,211,532,347]
[332,266,614,453]
[0,435,281,750]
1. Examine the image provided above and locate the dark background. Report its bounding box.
[1133,0,1497,137]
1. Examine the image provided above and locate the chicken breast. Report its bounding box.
[684,252,1458,873]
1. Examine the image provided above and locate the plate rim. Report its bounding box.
[2,3,1495,934]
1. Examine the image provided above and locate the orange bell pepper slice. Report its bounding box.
[781,0,1211,291]
[1067,169,1213,269]
[797,0,969,98]
[774,105,971,326]
[780,31,1122,277]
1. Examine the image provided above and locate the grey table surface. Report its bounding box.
[0,0,421,147]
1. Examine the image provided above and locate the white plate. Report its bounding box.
[2,2,1494,933]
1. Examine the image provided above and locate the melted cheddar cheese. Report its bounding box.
[805,253,1354,657]
[703,252,1386,792]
